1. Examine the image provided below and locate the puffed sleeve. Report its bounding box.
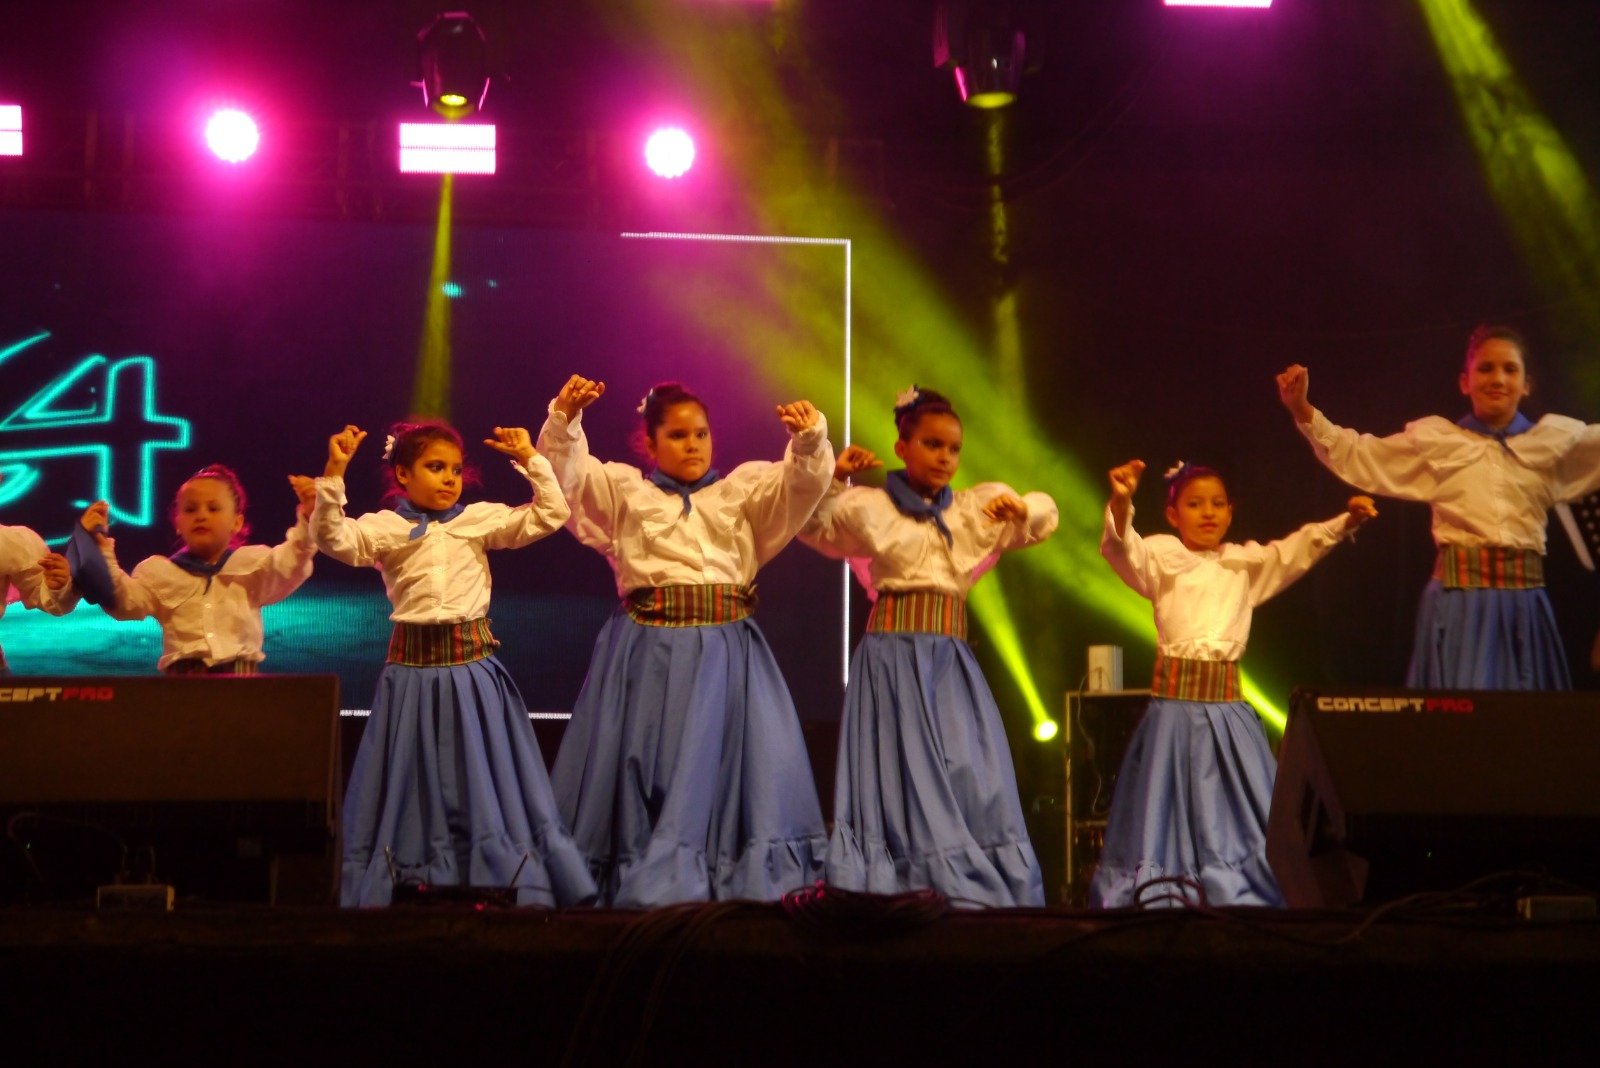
[0,527,79,616]
[99,544,166,622]
[1299,409,1440,501]
[981,485,1058,552]
[479,452,574,550]
[797,481,877,561]
[311,475,383,568]
[238,514,317,606]
[1100,503,1159,599]
[1233,515,1352,607]
[737,413,835,566]
[537,405,632,553]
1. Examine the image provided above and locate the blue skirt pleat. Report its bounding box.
[551,612,826,907]
[825,633,1043,908]
[1089,697,1284,909]
[1407,581,1571,690]
[340,656,598,908]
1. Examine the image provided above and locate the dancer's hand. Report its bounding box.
[38,552,70,590]
[326,425,366,478]
[983,493,1029,523]
[486,426,537,466]
[1277,365,1314,423]
[1345,494,1378,530]
[554,375,605,419]
[776,400,820,433]
[833,445,881,482]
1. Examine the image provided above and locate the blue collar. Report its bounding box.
[1458,411,1533,448]
[885,469,954,546]
[649,468,721,515]
[393,499,465,540]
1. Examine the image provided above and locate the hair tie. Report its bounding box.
[382,434,396,461]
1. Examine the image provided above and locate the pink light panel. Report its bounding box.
[1165,1,1273,7]
[1,105,21,157]
[398,122,496,174]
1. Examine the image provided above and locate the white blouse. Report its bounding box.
[311,454,570,623]
[97,519,315,669]
[799,481,1058,597]
[535,407,834,594]
[1,524,77,619]
[1299,409,1600,553]
[1102,504,1353,663]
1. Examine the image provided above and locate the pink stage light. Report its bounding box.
[1165,1,1273,8]
[1,104,21,157]
[204,109,260,163]
[398,122,496,174]
[644,127,695,179]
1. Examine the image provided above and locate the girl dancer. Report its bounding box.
[1091,458,1374,908]
[797,387,1056,907]
[1278,324,1600,688]
[313,421,594,908]
[70,465,314,674]
[538,375,833,907]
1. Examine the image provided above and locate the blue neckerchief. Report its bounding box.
[885,469,954,546]
[1458,411,1533,449]
[649,468,721,515]
[170,548,234,591]
[66,524,116,606]
[393,499,466,540]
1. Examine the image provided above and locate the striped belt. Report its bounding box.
[1433,546,1544,589]
[1151,653,1241,702]
[164,658,260,676]
[625,584,756,627]
[387,618,498,666]
[866,590,967,640]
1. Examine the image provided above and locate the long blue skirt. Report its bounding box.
[826,633,1043,908]
[1407,581,1571,690]
[341,656,598,908]
[551,612,826,907]
[1089,698,1283,909]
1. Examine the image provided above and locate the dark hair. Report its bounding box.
[893,387,960,441]
[382,419,475,503]
[1464,324,1528,368]
[175,463,251,547]
[630,381,709,462]
[1164,462,1227,509]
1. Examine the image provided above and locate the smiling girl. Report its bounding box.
[1090,459,1374,909]
[312,420,594,908]
[797,386,1057,907]
[537,375,834,907]
[71,464,315,675]
[1278,324,1600,689]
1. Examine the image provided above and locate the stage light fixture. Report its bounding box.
[1166,1,1273,8]
[644,127,696,179]
[204,109,260,163]
[416,12,490,119]
[1,104,21,157]
[398,122,496,174]
[934,2,1027,109]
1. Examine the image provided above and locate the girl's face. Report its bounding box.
[894,412,963,496]
[174,478,243,563]
[1165,475,1232,553]
[647,402,713,483]
[397,439,464,512]
[1459,337,1530,430]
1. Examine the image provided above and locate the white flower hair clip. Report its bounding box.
[636,388,655,416]
[1163,460,1187,481]
[382,434,396,461]
[894,385,921,410]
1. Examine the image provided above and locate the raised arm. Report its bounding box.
[741,401,835,564]
[537,375,631,551]
[1100,461,1160,598]
[312,426,383,566]
[1277,364,1436,499]
[1242,495,1376,606]
[479,426,573,549]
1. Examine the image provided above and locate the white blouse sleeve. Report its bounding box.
[0,527,77,616]
[99,543,165,622]
[736,415,835,566]
[797,481,876,561]
[479,453,574,551]
[1235,516,1352,607]
[310,475,384,568]
[238,516,317,606]
[536,406,631,553]
[1299,409,1439,501]
[1100,503,1159,599]
[982,485,1059,553]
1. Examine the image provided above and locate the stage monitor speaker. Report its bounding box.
[0,675,341,905]
[1266,688,1600,908]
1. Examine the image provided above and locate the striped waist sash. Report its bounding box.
[387,618,498,666]
[1433,546,1544,589]
[625,584,756,627]
[1151,653,1241,702]
[866,590,967,640]
[164,658,260,676]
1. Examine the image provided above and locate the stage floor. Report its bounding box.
[5,899,1599,1063]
